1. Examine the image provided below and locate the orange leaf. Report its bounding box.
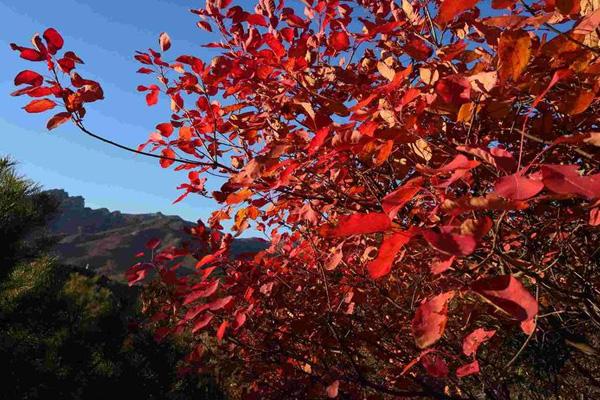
[498,30,531,83]
[179,125,193,141]
[23,98,56,113]
[226,188,253,205]
[326,380,339,398]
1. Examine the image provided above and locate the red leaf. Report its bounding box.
[590,207,600,226]
[43,28,64,53]
[246,13,268,26]
[412,291,455,349]
[437,0,480,24]
[159,32,171,51]
[11,43,45,61]
[307,127,329,155]
[191,313,213,333]
[541,164,600,200]
[145,237,161,250]
[422,229,477,256]
[431,255,455,275]
[381,177,423,220]
[146,87,159,106]
[435,75,471,105]
[471,275,538,325]
[492,0,517,8]
[263,33,285,58]
[456,360,480,377]
[319,213,391,237]
[367,231,412,279]
[329,31,349,52]
[326,380,339,398]
[494,173,543,200]
[57,57,76,73]
[462,328,496,357]
[160,148,176,168]
[14,70,43,87]
[183,280,220,305]
[421,353,449,378]
[23,98,56,113]
[156,122,174,137]
[46,112,71,130]
[216,320,229,344]
[197,21,213,32]
[64,51,84,64]
[209,295,233,311]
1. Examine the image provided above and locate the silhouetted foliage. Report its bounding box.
[0,158,225,400]
[0,157,58,276]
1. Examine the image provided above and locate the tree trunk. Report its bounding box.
[581,0,600,47]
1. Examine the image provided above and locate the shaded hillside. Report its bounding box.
[44,190,267,280]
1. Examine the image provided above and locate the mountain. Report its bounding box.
[43,189,267,280]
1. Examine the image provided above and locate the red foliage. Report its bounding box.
[9,0,600,397]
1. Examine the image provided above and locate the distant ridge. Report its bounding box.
[43,189,267,280]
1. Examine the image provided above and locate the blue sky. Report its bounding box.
[0,0,241,229]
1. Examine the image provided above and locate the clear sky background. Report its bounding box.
[0,0,244,230]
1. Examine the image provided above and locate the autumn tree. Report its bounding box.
[8,0,600,398]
